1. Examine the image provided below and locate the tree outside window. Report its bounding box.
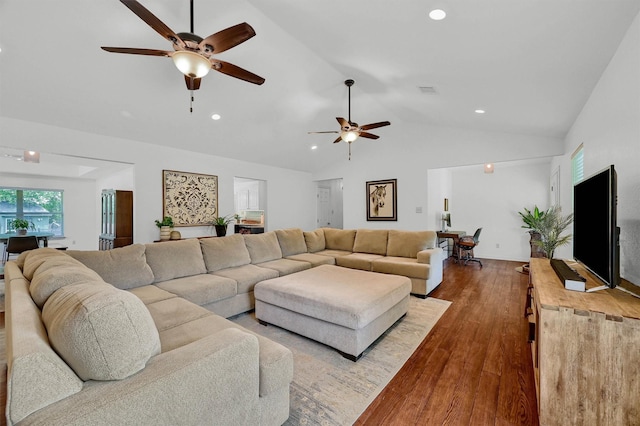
[0,188,64,236]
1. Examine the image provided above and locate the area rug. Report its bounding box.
[232,296,451,426]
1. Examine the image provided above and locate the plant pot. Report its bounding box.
[159,226,172,240]
[214,225,227,237]
[17,229,27,236]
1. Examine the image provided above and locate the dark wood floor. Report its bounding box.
[356,258,539,426]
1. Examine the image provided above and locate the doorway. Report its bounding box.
[315,179,343,229]
[234,177,267,226]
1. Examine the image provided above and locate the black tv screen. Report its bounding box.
[573,165,620,288]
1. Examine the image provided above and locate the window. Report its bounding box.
[571,144,584,185]
[0,188,64,236]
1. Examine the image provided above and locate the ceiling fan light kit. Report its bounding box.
[309,79,390,160]
[101,0,264,111]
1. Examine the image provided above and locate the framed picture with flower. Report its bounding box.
[162,170,218,226]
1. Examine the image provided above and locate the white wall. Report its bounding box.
[0,174,97,250]
[1,118,317,246]
[449,160,551,261]
[554,11,640,286]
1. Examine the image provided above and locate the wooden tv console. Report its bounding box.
[527,258,640,426]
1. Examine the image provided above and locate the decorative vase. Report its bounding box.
[214,225,227,237]
[170,230,181,240]
[159,226,172,240]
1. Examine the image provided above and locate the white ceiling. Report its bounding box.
[1,0,638,175]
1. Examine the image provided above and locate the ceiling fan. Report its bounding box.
[309,79,390,160]
[101,0,264,110]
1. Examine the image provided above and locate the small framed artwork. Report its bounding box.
[366,178,397,221]
[163,170,218,226]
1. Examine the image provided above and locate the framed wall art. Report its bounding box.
[162,169,218,226]
[366,178,397,221]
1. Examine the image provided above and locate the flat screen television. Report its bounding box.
[573,165,620,288]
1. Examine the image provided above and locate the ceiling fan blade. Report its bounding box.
[199,22,256,54]
[120,0,184,47]
[333,136,343,144]
[360,121,391,131]
[185,76,202,90]
[101,47,170,56]
[359,132,380,140]
[308,131,339,134]
[336,117,349,128]
[212,60,265,85]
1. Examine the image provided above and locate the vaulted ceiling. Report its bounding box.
[1,1,638,174]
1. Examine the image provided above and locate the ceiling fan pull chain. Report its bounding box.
[348,142,352,161]
[190,89,194,113]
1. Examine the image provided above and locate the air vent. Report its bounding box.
[418,86,437,94]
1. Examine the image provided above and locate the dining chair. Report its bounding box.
[2,236,40,264]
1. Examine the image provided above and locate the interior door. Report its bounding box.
[317,187,331,227]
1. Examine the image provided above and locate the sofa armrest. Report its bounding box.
[417,247,444,264]
[20,329,262,426]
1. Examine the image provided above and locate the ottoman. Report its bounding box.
[254,265,411,361]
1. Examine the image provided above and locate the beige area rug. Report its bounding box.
[232,296,451,426]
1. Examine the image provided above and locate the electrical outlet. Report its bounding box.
[416,207,423,213]
[496,243,500,248]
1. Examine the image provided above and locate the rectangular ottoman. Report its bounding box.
[254,265,411,361]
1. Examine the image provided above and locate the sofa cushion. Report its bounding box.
[372,256,430,280]
[200,234,251,272]
[30,262,104,308]
[42,283,161,381]
[335,252,384,271]
[128,285,178,305]
[386,230,437,258]
[352,229,389,255]
[285,253,336,267]
[256,259,311,276]
[20,248,69,281]
[145,297,213,334]
[66,244,155,290]
[145,239,207,283]
[314,249,352,259]
[213,264,279,294]
[322,228,356,252]
[244,232,283,264]
[275,228,308,257]
[304,229,325,253]
[156,274,238,306]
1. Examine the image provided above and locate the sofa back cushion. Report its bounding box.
[387,230,437,258]
[353,229,389,255]
[144,239,207,283]
[66,244,155,290]
[42,283,161,381]
[275,228,308,257]
[200,234,251,272]
[244,232,283,264]
[30,256,104,308]
[20,248,69,281]
[304,229,326,253]
[323,228,356,252]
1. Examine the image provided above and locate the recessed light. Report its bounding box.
[211,113,221,120]
[311,145,318,150]
[475,109,486,114]
[429,9,446,20]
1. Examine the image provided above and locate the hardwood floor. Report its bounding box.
[356,258,539,426]
[0,259,538,426]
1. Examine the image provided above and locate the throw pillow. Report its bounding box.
[144,239,206,283]
[304,229,326,253]
[66,244,155,290]
[42,283,161,381]
[200,234,251,272]
[275,228,308,257]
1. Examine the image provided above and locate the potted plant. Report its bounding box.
[211,214,235,237]
[9,218,34,235]
[155,216,174,240]
[531,206,573,259]
[519,206,547,260]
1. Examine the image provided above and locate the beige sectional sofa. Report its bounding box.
[4,227,443,425]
